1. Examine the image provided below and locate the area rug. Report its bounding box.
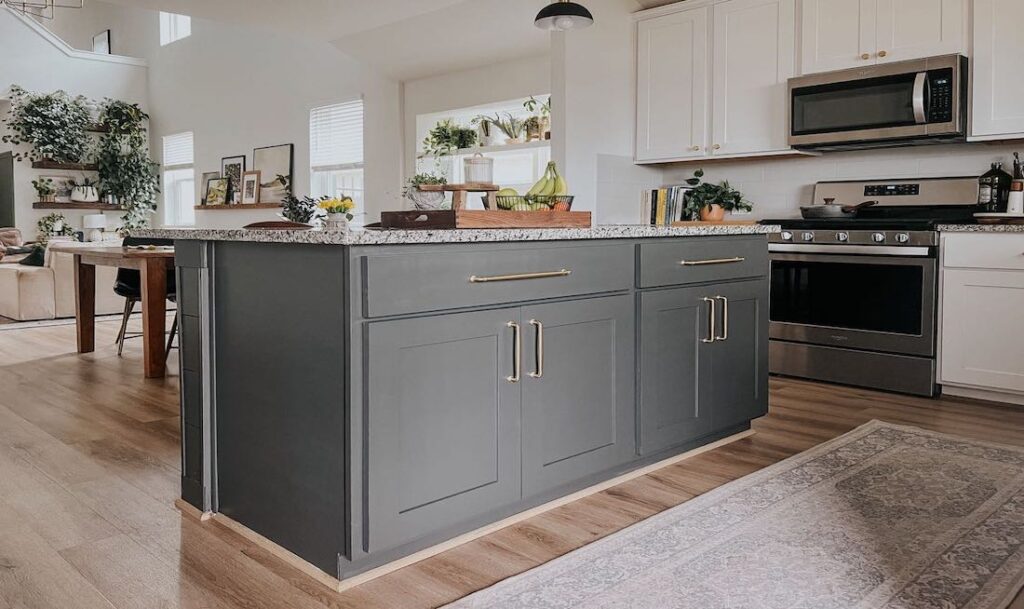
[446,421,1024,609]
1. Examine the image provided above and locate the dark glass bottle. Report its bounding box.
[979,162,1013,212]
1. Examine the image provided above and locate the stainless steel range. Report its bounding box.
[761,177,979,396]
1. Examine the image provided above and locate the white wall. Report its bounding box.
[0,7,149,237]
[401,53,551,181]
[33,1,150,58]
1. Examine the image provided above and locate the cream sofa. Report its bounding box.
[0,240,124,321]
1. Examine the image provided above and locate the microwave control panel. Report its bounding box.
[928,69,954,123]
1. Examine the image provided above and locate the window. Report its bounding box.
[162,132,195,226]
[159,12,191,46]
[310,99,364,201]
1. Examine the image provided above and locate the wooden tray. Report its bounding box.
[381,209,592,230]
[672,220,759,227]
[976,217,1024,225]
[243,221,313,230]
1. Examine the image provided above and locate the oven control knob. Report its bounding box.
[871,232,886,243]
[895,233,910,244]
[781,231,793,241]
[802,232,815,242]
[836,232,849,243]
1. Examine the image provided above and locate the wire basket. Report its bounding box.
[494,195,574,212]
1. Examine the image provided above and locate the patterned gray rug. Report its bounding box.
[446,421,1024,609]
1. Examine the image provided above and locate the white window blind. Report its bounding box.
[310,99,364,170]
[160,12,191,46]
[162,131,194,167]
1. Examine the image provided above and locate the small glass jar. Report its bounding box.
[464,153,494,185]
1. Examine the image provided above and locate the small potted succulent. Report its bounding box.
[32,178,57,203]
[472,115,502,147]
[318,196,356,230]
[404,172,448,210]
[70,177,100,203]
[683,169,753,222]
[489,113,526,145]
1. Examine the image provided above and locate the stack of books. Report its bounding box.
[642,185,693,226]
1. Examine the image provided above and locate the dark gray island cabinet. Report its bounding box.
[155,226,772,582]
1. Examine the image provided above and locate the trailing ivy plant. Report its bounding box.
[1,85,92,163]
[421,119,477,157]
[96,99,159,232]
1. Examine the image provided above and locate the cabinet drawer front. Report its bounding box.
[362,243,633,317]
[639,236,768,288]
[943,233,1024,271]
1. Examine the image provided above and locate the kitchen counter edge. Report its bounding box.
[937,224,1024,233]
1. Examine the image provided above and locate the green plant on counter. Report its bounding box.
[402,172,447,196]
[682,169,753,219]
[1,85,92,163]
[421,119,477,157]
[37,212,74,242]
[95,99,159,233]
[280,192,328,224]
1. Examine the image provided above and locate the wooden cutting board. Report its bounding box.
[672,220,760,227]
[381,209,592,230]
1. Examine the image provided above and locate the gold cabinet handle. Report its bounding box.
[712,144,722,150]
[507,321,521,383]
[878,50,888,58]
[529,319,544,378]
[470,269,572,283]
[690,145,702,151]
[679,256,746,266]
[861,53,871,60]
[715,295,729,341]
[702,297,717,344]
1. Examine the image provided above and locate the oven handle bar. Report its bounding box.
[769,244,932,257]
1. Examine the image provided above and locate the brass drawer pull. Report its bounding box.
[679,257,746,267]
[715,295,729,341]
[702,297,717,344]
[529,319,544,378]
[470,269,572,283]
[507,321,521,384]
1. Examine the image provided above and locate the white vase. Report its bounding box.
[71,186,99,203]
[325,213,349,231]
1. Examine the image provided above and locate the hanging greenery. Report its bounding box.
[421,119,477,157]
[95,99,159,233]
[1,85,92,163]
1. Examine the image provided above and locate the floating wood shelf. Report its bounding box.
[33,202,121,211]
[31,160,99,171]
[194,203,283,210]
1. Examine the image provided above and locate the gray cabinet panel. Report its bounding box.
[365,308,521,553]
[178,267,201,317]
[180,314,201,374]
[639,236,768,288]
[521,295,636,497]
[639,286,714,454]
[709,280,769,429]
[361,242,633,317]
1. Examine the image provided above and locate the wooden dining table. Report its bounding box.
[72,246,176,378]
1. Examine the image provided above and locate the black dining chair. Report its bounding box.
[114,236,178,357]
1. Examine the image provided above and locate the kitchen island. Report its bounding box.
[135,224,777,584]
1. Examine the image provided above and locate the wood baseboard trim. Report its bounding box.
[178,429,754,593]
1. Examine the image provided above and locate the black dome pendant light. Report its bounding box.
[534,0,594,31]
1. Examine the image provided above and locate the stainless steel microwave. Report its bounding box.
[788,54,968,150]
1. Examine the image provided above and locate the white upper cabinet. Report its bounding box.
[971,0,1024,139]
[635,7,708,163]
[711,0,795,156]
[800,0,966,75]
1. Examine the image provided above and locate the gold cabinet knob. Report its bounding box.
[861,53,871,60]
[691,145,701,151]
[712,144,722,150]
[878,50,888,58]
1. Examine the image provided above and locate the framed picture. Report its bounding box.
[253,143,293,204]
[92,29,111,54]
[204,178,230,206]
[200,172,220,204]
[241,170,261,205]
[40,176,74,203]
[221,155,246,200]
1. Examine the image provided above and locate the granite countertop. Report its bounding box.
[133,224,781,245]
[937,223,1024,233]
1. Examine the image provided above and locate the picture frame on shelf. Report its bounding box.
[204,177,230,206]
[92,29,111,54]
[221,155,246,200]
[253,143,293,204]
[241,170,261,205]
[200,172,220,205]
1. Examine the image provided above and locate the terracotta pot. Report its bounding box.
[700,204,726,222]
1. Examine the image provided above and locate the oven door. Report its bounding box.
[769,251,937,357]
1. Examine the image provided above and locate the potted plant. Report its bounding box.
[32,178,56,203]
[524,95,552,140]
[403,172,448,210]
[683,169,753,221]
[280,192,327,225]
[37,212,74,242]
[421,119,478,157]
[524,116,542,142]
[70,177,100,203]
[472,115,501,147]
[318,196,356,230]
[1,85,92,164]
[95,99,159,232]
[490,113,526,145]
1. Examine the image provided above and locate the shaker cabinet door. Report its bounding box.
[971,0,1024,139]
[635,7,708,163]
[800,0,875,74]
[874,0,966,65]
[520,295,636,498]
[639,286,714,455]
[365,308,522,553]
[708,280,769,430]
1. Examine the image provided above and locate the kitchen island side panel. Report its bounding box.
[212,242,349,575]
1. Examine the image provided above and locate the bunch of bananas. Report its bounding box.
[527,161,569,198]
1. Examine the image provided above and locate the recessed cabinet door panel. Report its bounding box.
[972,0,1024,138]
[875,0,965,64]
[521,295,636,497]
[365,308,521,553]
[800,0,874,74]
[635,8,708,162]
[709,280,769,430]
[639,287,713,455]
[711,0,795,156]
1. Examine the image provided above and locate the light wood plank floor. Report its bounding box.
[2,318,1023,609]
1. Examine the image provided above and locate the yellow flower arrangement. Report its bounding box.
[318,196,356,219]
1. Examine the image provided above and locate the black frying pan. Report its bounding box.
[800,199,878,219]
